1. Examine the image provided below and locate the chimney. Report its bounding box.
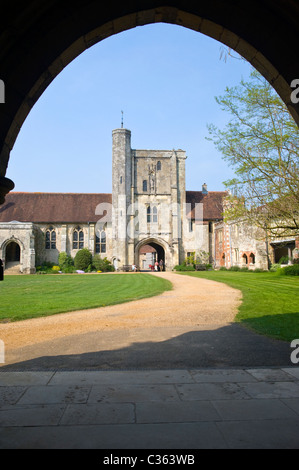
[202,183,208,195]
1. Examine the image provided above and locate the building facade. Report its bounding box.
[0,128,228,273]
[1,127,296,274]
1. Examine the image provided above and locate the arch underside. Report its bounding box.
[0,1,298,202]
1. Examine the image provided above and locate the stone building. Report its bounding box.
[0,128,227,273]
[214,219,298,270]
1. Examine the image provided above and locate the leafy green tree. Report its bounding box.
[207,69,299,237]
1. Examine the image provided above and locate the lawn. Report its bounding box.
[179,271,299,342]
[0,273,172,322]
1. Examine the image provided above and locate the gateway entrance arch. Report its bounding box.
[0,1,299,203]
[136,239,167,271]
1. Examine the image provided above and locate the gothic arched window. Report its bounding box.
[157,161,162,171]
[73,226,84,250]
[143,180,148,192]
[45,227,56,250]
[96,230,106,254]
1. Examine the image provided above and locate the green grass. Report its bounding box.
[178,271,299,342]
[0,273,172,322]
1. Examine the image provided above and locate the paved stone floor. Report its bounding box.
[1,367,299,449]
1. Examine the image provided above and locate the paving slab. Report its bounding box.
[88,384,180,403]
[0,368,299,449]
[190,369,257,383]
[176,382,250,401]
[212,398,297,421]
[0,422,229,449]
[239,381,299,399]
[135,401,220,423]
[17,385,91,405]
[0,404,66,426]
[60,403,135,425]
[0,372,54,386]
[217,419,299,449]
[47,369,194,386]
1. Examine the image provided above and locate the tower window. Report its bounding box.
[147,206,158,223]
[147,206,151,223]
[73,226,84,250]
[120,176,123,184]
[45,227,56,250]
[143,180,148,192]
[157,161,162,171]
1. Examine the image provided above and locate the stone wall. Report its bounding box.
[0,222,36,273]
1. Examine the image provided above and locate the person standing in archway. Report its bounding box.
[159,259,164,272]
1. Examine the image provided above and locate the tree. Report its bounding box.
[207,69,299,238]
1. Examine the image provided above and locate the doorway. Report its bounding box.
[139,242,165,271]
[6,241,21,264]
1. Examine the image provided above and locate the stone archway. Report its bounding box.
[0,1,299,203]
[139,242,166,271]
[6,241,20,263]
[135,238,169,271]
[4,240,21,273]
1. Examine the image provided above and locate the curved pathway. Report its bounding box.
[0,273,290,369]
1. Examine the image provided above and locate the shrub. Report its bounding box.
[278,256,289,264]
[253,268,266,273]
[36,261,56,274]
[74,249,92,271]
[92,256,115,272]
[219,266,227,271]
[240,266,249,272]
[174,264,195,271]
[63,265,76,274]
[59,252,74,270]
[279,264,299,276]
[228,266,241,272]
[270,263,281,272]
[52,266,60,273]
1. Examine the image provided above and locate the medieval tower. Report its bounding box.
[112,127,188,270]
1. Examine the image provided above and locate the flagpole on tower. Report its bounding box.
[121,110,124,129]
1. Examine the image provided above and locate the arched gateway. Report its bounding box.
[136,239,167,271]
[6,241,20,264]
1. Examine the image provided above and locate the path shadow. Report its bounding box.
[0,320,293,371]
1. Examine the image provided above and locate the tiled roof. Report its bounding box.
[0,193,112,223]
[186,191,227,221]
[0,191,226,224]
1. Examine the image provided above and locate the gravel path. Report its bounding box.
[0,273,290,369]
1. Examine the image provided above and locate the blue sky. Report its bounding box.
[9,23,253,193]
